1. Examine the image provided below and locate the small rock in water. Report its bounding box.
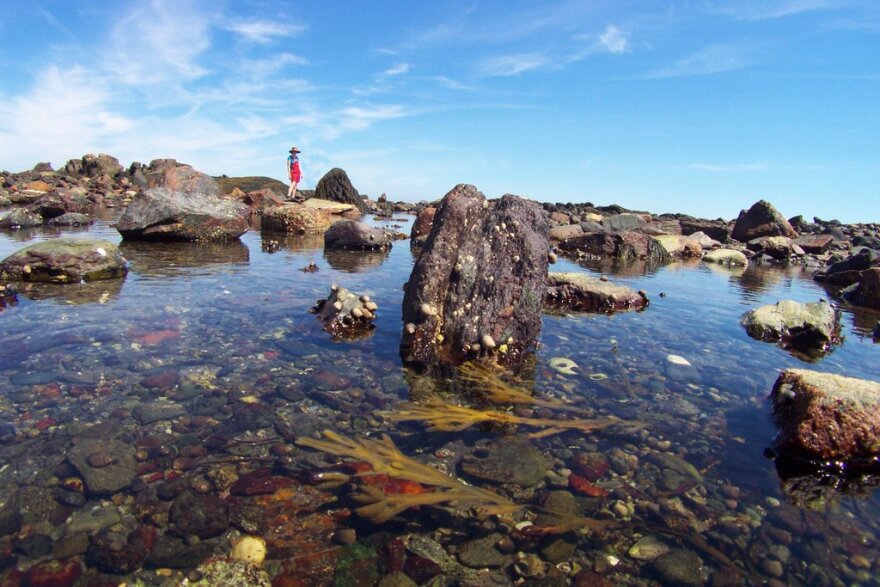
[549,357,578,375]
[628,535,670,561]
[653,549,703,587]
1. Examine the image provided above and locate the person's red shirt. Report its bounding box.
[288,155,301,183]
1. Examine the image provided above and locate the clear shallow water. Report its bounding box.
[1,213,879,585]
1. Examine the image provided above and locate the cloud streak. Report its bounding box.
[643,43,756,78]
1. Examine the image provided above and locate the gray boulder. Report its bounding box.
[117,188,248,241]
[400,184,549,370]
[67,438,137,496]
[315,168,368,214]
[0,208,43,230]
[544,272,648,313]
[324,220,391,251]
[558,231,672,266]
[0,238,127,283]
[845,267,880,310]
[601,213,645,233]
[732,200,796,242]
[47,212,92,226]
[741,300,841,357]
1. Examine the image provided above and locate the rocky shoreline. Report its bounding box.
[1,153,879,585]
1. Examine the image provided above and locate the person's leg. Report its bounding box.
[286,181,297,200]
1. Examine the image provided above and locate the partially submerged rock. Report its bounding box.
[29,188,93,219]
[741,300,841,358]
[400,184,549,370]
[0,208,43,230]
[771,369,880,462]
[845,267,880,310]
[261,203,331,234]
[0,238,127,283]
[732,200,796,242]
[544,272,648,313]
[310,285,378,340]
[324,220,392,251]
[117,188,248,241]
[703,248,748,266]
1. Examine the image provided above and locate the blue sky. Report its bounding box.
[0,1,878,222]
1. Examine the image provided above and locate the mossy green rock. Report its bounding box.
[0,238,127,283]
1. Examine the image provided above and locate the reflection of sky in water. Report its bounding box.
[1,214,879,546]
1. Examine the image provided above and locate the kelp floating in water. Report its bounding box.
[296,430,520,523]
[381,398,646,439]
[458,361,578,411]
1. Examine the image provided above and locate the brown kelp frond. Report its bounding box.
[381,400,646,439]
[458,362,577,411]
[296,430,519,523]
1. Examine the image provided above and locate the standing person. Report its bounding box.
[286,146,301,200]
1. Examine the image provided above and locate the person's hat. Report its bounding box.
[289,146,301,153]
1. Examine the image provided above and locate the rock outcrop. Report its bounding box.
[314,168,367,214]
[0,208,43,230]
[261,204,331,234]
[29,188,92,219]
[117,188,248,242]
[680,218,731,243]
[771,369,880,462]
[400,184,549,370]
[310,285,378,340]
[653,234,703,258]
[703,249,748,266]
[845,267,880,310]
[557,232,672,267]
[64,153,124,179]
[544,272,648,313]
[732,200,796,242]
[410,206,436,245]
[144,159,220,196]
[324,220,391,251]
[0,238,127,283]
[741,300,840,357]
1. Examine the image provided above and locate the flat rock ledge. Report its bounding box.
[771,369,880,462]
[741,300,841,357]
[261,203,331,234]
[0,238,127,283]
[116,188,248,242]
[544,272,648,313]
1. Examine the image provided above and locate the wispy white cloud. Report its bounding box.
[717,0,846,20]
[224,20,307,44]
[643,43,756,78]
[478,53,548,77]
[598,25,629,53]
[382,62,413,77]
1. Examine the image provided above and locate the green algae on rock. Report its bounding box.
[0,237,127,283]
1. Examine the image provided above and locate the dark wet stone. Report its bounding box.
[400,185,550,371]
[169,492,229,539]
[52,487,87,508]
[133,402,186,424]
[324,220,392,251]
[333,543,381,587]
[456,533,508,568]
[315,167,368,214]
[845,267,880,310]
[145,535,216,569]
[156,476,189,501]
[86,525,156,575]
[67,438,137,497]
[0,499,22,538]
[402,553,442,584]
[21,557,82,587]
[461,438,551,487]
[10,371,58,386]
[14,533,54,557]
[541,537,577,564]
[653,549,703,587]
[0,238,127,283]
[117,187,248,241]
[228,468,294,496]
[378,571,418,587]
[53,533,91,559]
[409,206,435,243]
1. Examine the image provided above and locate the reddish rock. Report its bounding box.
[570,452,610,481]
[544,272,648,313]
[229,469,294,496]
[145,159,219,195]
[846,267,880,310]
[261,203,331,234]
[242,188,284,212]
[548,211,572,224]
[794,234,834,254]
[29,189,92,219]
[410,206,436,243]
[400,185,549,371]
[21,558,82,587]
[549,224,584,243]
[568,474,610,497]
[771,369,880,461]
[140,370,180,389]
[732,200,796,242]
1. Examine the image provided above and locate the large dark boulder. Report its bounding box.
[117,188,248,242]
[144,159,220,196]
[732,200,796,242]
[679,218,732,243]
[314,168,367,214]
[400,184,549,370]
[0,238,127,283]
[845,267,880,310]
[557,231,672,266]
[771,369,880,461]
[64,153,123,178]
[324,220,391,251]
[29,188,92,219]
